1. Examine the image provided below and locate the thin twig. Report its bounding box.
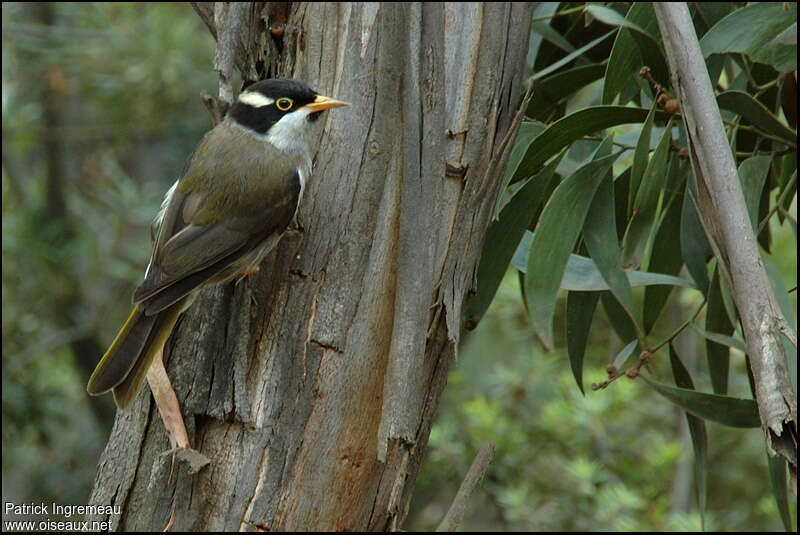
[436,442,496,532]
[649,299,707,354]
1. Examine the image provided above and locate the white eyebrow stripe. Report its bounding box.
[238,92,274,107]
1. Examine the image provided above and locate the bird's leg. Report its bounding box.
[146,348,191,450]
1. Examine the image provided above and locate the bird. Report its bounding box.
[87,78,350,416]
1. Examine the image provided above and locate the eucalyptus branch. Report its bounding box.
[655,1,797,481]
[649,299,707,354]
[592,298,706,392]
[722,120,794,146]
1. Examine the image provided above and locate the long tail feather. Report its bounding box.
[112,300,185,409]
[87,306,156,395]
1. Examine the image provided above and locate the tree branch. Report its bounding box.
[654,2,797,488]
[436,442,495,532]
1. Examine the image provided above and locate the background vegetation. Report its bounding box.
[2,2,796,531]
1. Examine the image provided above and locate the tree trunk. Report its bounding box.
[88,3,533,530]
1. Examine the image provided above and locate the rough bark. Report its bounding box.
[654,2,797,488]
[88,2,533,531]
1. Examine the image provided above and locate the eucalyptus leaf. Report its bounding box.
[763,256,796,331]
[513,106,668,181]
[668,344,707,529]
[585,4,656,41]
[705,269,735,394]
[629,102,658,219]
[717,91,797,145]
[737,155,773,232]
[640,376,760,428]
[466,154,562,330]
[767,454,792,532]
[584,170,639,329]
[603,3,660,105]
[527,63,606,121]
[512,241,695,292]
[644,188,684,334]
[524,155,618,349]
[680,188,711,295]
[495,121,548,216]
[566,291,600,395]
[700,2,798,73]
[531,21,576,54]
[621,120,673,269]
[694,2,736,33]
[613,339,639,369]
[692,324,748,355]
[529,30,616,82]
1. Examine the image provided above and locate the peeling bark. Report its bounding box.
[88,2,533,530]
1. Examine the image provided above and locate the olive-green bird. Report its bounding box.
[87,79,350,409]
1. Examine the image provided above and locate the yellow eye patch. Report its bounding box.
[276,97,293,111]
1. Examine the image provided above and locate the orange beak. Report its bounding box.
[304,94,351,112]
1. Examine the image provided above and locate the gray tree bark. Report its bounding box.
[88,2,533,530]
[655,2,797,489]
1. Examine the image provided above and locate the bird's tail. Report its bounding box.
[87,301,184,409]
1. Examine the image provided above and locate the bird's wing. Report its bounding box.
[131,130,301,314]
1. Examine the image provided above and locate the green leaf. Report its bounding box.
[767,455,792,532]
[694,3,736,34]
[585,4,656,41]
[601,291,638,345]
[705,269,735,394]
[770,22,797,47]
[692,324,747,355]
[513,106,668,181]
[644,187,684,333]
[700,2,798,73]
[629,102,658,218]
[640,375,760,428]
[613,338,639,369]
[495,121,548,216]
[762,256,796,331]
[565,291,600,395]
[614,168,631,241]
[717,91,797,145]
[512,239,695,291]
[622,119,674,269]
[680,189,711,295]
[524,154,619,349]
[777,153,797,218]
[527,63,606,121]
[584,169,639,331]
[737,155,773,232]
[530,20,576,54]
[603,3,661,105]
[668,344,707,529]
[530,30,616,81]
[466,154,562,330]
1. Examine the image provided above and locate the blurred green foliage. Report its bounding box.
[2,1,215,514]
[409,263,796,531]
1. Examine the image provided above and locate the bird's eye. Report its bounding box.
[276,97,293,111]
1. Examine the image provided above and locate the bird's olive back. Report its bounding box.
[179,123,306,225]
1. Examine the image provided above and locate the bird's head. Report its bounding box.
[227,78,350,153]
